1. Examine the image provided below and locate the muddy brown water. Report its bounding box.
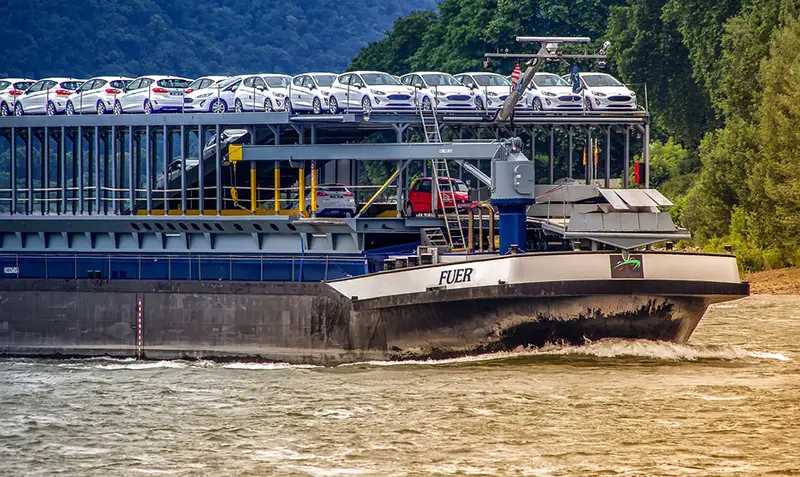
[1,295,798,476]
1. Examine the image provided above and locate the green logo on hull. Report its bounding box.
[613,258,642,270]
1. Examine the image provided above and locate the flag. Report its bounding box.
[511,62,521,88]
[594,142,599,165]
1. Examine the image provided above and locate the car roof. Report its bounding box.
[194,75,228,80]
[36,77,83,82]
[409,71,455,76]
[259,74,291,78]
[457,72,504,76]
[131,75,192,81]
[347,71,392,75]
[298,72,337,76]
[581,72,614,77]
[85,76,133,81]
[0,78,37,83]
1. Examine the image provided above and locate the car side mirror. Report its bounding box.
[308,84,315,90]
[414,83,423,89]
[230,86,238,92]
[122,88,128,93]
[75,89,81,94]
[257,85,265,91]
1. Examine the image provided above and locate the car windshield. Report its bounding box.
[472,74,510,87]
[533,74,570,87]
[422,74,460,86]
[157,78,191,89]
[60,81,83,90]
[109,80,129,89]
[313,75,336,87]
[581,74,623,87]
[218,77,242,89]
[362,73,400,86]
[187,79,205,90]
[439,180,468,192]
[264,76,290,88]
[15,81,34,90]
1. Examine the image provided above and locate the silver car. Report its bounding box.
[113,75,192,114]
[66,76,131,115]
[14,77,84,115]
[305,184,357,217]
[0,78,36,116]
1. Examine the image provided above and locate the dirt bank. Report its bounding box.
[743,268,800,295]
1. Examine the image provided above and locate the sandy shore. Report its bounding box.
[743,268,800,295]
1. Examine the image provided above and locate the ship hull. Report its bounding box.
[0,252,749,365]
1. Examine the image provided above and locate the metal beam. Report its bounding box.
[237,142,504,162]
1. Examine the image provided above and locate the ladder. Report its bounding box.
[417,97,467,252]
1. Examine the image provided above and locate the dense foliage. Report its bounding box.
[351,0,800,270]
[0,0,437,78]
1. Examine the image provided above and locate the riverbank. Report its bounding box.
[743,267,800,295]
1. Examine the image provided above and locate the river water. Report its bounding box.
[1,295,798,476]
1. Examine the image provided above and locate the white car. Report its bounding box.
[113,75,192,114]
[328,71,415,113]
[286,72,338,114]
[567,72,637,111]
[184,75,242,113]
[14,77,84,116]
[65,76,131,115]
[258,74,291,111]
[454,72,514,111]
[185,76,228,95]
[525,73,582,111]
[400,71,476,110]
[0,78,36,116]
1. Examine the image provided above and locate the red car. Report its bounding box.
[405,177,477,217]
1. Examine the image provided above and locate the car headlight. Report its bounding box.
[275,92,286,98]
[488,92,499,97]
[197,93,212,99]
[592,91,607,97]
[370,89,386,96]
[543,91,557,97]
[436,91,446,96]
[630,91,636,97]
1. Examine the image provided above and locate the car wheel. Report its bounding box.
[584,96,593,111]
[533,98,543,111]
[0,102,10,117]
[47,101,57,116]
[474,97,484,111]
[361,96,372,114]
[97,101,107,115]
[264,99,274,112]
[66,101,75,115]
[113,101,123,115]
[421,96,432,111]
[234,99,243,113]
[405,202,415,218]
[14,103,24,116]
[143,99,153,115]
[312,97,322,114]
[328,96,339,114]
[285,98,295,115]
[210,98,226,114]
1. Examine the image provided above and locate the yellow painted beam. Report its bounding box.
[228,144,242,163]
[250,165,257,212]
[274,162,281,214]
[359,168,400,216]
[310,160,317,215]
[298,166,305,217]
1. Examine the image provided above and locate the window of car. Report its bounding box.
[533,73,569,87]
[401,76,411,85]
[264,76,289,88]
[302,76,315,88]
[473,74,510,87]
[187,78,204,91]
[157,78,190,89]
[109,80,129,89]
[421,74,460,86]
[292,76,304,87]
[351,75,365,87]
[78,80,96,91]
[313,74,336,87]
[581,74,623,87]
[60,81,82,91]
[0,81,10,90]
[243,77,255,88]
[43,80,58,90]
[225,79,242,91]
[253,77,266,89]
[14,81,34,91]
[126,79,142,90]
[27,81,44,93]
[140,78,154,89]
[416,179,431,193]
[361,73,399,86]
[337,74,351,86]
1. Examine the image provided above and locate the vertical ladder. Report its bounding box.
[417,98,467,252]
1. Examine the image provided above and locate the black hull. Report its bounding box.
[0,279,748,365]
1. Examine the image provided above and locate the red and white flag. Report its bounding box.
[510,62,521,88]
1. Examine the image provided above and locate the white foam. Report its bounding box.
[222,362,321,370]
[96,360,190,370]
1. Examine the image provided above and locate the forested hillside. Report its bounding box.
[0,0,438,78]
[351,0,800,270]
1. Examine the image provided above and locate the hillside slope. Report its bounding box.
[0,0,438,78]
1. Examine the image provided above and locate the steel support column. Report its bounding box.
[605,126,611,189]
[94,126,100,214]
[644,121,650,187]
[128,126,134,215]
[10,127,16,214]
[585,130,592,185]
[180,125,187,214]
[215,123,222,214]
[624,127,630,188]
[26,127,32,215]
[60,126,66,214]
[568,127,573,179]
[43,126,49,214]
[163,125,168,212]
[548,127,554,183]
[145,125,151,215]
[78,126,84,214]
[111,126,117,214]
[198,125,204,214]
